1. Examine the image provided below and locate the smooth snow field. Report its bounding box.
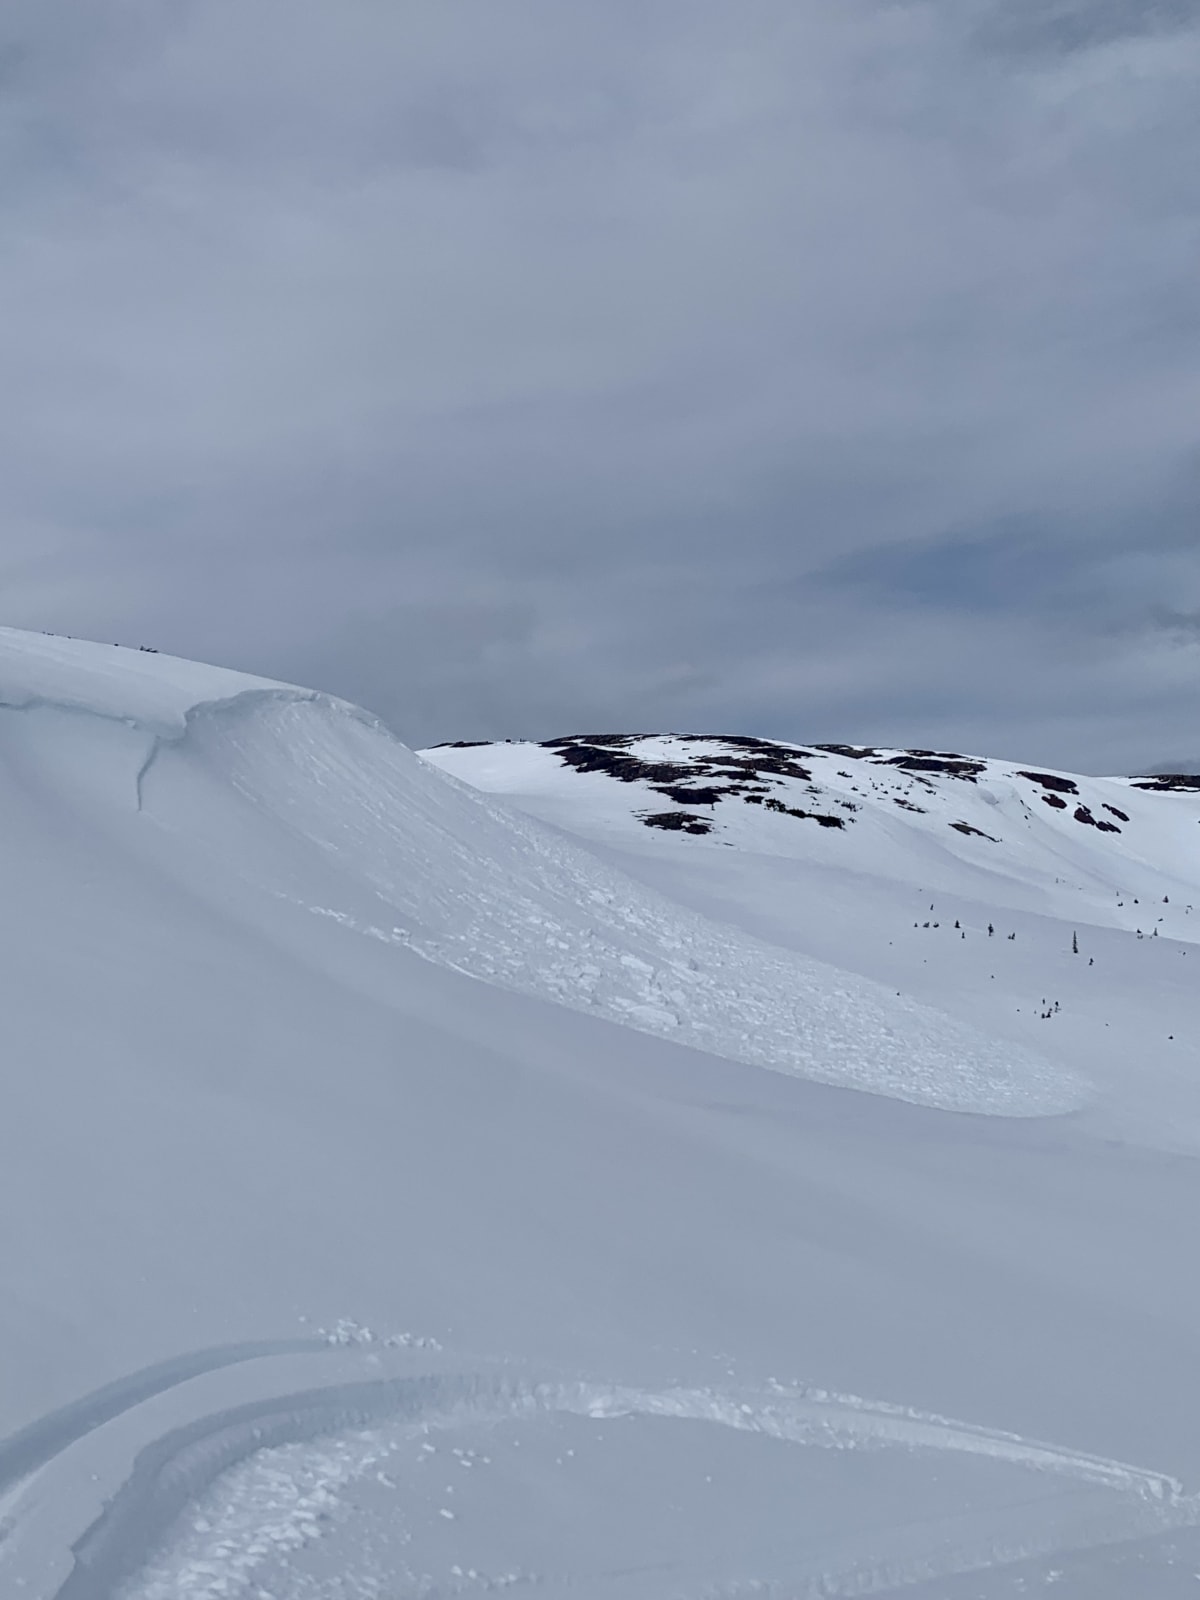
[5,629,1200,1599]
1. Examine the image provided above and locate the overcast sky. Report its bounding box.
[2,1,1197,771]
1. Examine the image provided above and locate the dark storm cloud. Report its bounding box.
[974,0,1198,57]
[1,0,1197,772]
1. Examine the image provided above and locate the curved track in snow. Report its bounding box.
[0,1346,1190,1600]
[0,1340,326,1498]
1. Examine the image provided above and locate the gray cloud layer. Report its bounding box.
[1,1,1197,772]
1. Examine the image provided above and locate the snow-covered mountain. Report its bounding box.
[423,731,1200,915]
[5,628,1200,1600]
[424,732,1200,1146]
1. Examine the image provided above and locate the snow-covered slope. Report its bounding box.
[0,632,1072,1118]
[424,733,1200,1152]
[5,630,1200,1599]
[422,733,1200,933]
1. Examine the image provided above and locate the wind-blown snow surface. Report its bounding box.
[425,733,1200,1152]
[5,632,1200,1599]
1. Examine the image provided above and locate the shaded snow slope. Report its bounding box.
[5,632,1200,1598]
[0,630,1073,1117]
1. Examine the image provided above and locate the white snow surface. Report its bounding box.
[0,628,1073,1118]
[5,631,1200,1600]
[424,731,1200,1149]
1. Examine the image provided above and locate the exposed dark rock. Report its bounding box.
[432,740,492,749]
[546,743,696,785]
[639,810,712,835]
[690,734,818,760]
[540,734,813,792]
[539,734,1000,798]
[949,821,999,841]
[1103,803,1130,822]
[756,796,846,828]
[1018,770,1079,795]
[880,754,985,779]
[1130,773,1200,791]
[709,753,813,782]
[1073,804,1121,833]
[544,734,638,748]
[893,798,928,813]
[1042,794,1068,810]
[652,785,725,806]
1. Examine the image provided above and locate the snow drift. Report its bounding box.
[0,628,1075,1116]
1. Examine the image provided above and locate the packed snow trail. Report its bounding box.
[0,1340,328,1496]
[0,1350,1183,1600]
